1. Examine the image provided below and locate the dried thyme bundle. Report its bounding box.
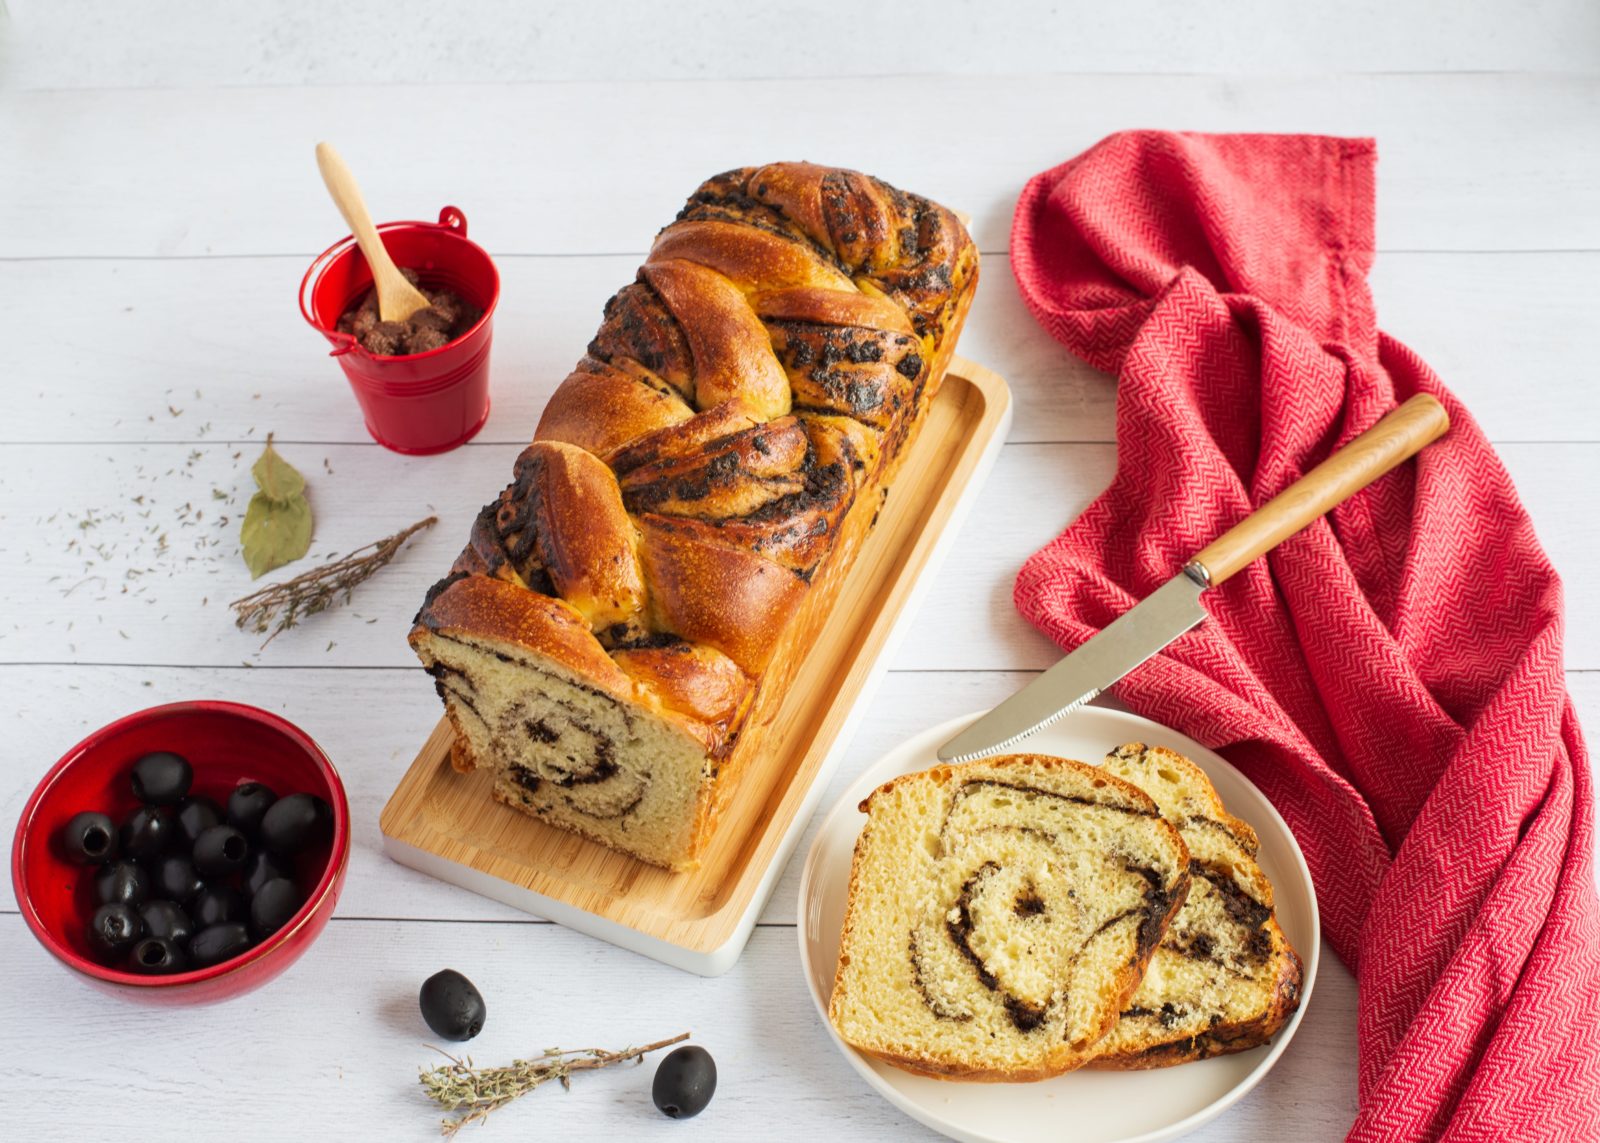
[419,1032,690,1136]
[230,515,436,644]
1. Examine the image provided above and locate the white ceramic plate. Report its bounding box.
[797,707,1319,1143]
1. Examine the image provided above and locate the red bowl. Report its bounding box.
[11,701,350,1005]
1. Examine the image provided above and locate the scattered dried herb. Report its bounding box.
[240,435,313,579]
[419,1033,689,1137]
[230,515,436,645]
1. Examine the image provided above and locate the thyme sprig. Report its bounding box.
[229,515,437,645]
[420,1032,690,1136]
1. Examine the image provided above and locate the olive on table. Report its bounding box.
[419,969,486,1042]
[130,750,193,806]
[86,902,144,961]
[61,811,119,865]
[119,805,172,862]
[128,935,188,975]
[652,1045,717,1120]
[94,860,150,907]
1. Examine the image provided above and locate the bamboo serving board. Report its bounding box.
[380,355,1012,975]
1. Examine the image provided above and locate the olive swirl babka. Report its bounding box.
[827,756,1191,1081]
[410,163,978,870]
[1090,744,1303,1067]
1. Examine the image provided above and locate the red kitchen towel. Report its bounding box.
[1010,132,1600,1142]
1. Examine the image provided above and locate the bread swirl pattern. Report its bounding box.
[1090,743,1303,1067]
[827,756,1191,1081]
[411,163,978,870]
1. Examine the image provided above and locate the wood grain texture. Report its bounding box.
[6,252,1599,449]
[4,440,1597,672]
[1192,395,1451,584]
[10,0,1599,86]
[0,916,1363,1142]
[4,7,1597,1139]
[2,76,1598,259]
[381,361,1010,958]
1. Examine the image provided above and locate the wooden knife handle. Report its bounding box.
[1189,393,1450,585]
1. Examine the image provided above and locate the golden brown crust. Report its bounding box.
[520,442,645,631]
[749,286,915,336]
[637,514,810,675]
[650,219,855,293]
[611,642,752,731]
[640,259,792,420]
[536,358,693,458]
[411,576,636,701]
[414,162,978,870]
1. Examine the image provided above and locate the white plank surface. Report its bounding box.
[8,0,1600,84]
[3,4,1597,1141]
[2,75,1599,258]
[7,252,1600,447]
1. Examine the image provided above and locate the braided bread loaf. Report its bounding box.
[411,163,978,870]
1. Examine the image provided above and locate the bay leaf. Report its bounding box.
[241,492,313,579]
[252,438,306,503]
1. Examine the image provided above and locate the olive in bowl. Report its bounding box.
[11,701,350,1005]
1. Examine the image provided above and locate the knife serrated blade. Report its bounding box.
[937,568,1209,763]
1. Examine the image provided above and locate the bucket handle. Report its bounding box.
[437,206,468,235]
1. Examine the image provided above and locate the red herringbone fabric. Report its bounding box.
[1010,132,1600,1141]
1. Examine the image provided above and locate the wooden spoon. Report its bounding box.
[315,142,432,325]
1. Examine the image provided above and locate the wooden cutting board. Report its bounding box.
[379,355,1011,975]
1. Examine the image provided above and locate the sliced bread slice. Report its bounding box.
[1090,742,1303,1068]
[827,754,1191,1081]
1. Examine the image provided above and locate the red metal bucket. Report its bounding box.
[300,206,499,455]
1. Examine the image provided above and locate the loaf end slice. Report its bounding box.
[1089,743,1303,1068]
[411,576,719,871]
[827,755,1191,1081]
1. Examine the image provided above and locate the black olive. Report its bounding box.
[652,1045,716,1119]
[189,922,251,967]
[86,901,144,961]
[61,810,119,865]
[119,805,173,862]
[418,969,486,1041]
[193,824,250,878]
[227,781,278,836]
[260,793,332,856]
[174,796,224,846]
[249,878,302,939]
[191,883,245,927]
[130,751,193,805]
[244,849,294,897]
[94,860,150,906]
[152,853,206,903]
[139,899,194,946]
[128,935,188,975]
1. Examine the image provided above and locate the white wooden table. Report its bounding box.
[3,4,1597,1138]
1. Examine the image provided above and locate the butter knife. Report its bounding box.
[938,393,1451,763]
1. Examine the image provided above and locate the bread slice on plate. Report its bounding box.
[826,754,1191,1081]
[1089,743,1303,1068]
